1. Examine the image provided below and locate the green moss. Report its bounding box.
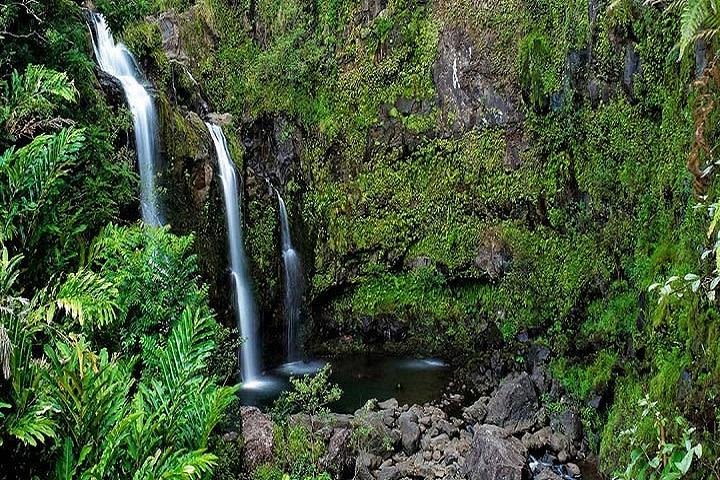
[552,351,618,399]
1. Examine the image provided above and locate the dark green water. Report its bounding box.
[238,355,450,413]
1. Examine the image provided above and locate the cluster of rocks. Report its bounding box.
[238,367,593,480]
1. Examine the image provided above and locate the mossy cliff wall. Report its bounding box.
[107,0,719,471]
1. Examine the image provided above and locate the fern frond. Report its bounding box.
[132,448,217,480]
[0,127,85,244]
[55,269,118,327]
[2,64,78,136]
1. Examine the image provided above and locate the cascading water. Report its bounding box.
[88,12,163,226]
[277,191,303,362]
[206,123,261,384]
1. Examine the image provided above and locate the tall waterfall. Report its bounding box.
[277,192,303,361]
[88,13,163,226]
[206,123,261,384]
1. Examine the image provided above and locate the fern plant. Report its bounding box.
[46,306,237,479]
[647,0,720,59]
[0,127,85,245]
[0,64,77,141]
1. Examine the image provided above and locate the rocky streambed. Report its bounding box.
[232,349,602,480]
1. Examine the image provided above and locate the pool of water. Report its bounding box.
[238,355,451,413]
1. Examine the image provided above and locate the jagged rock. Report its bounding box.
[240,407,274,472]
[375,465,400,480]
[96,69,125,107]
[433,27,521,132]
[485,372,539,434]
[352,410,399,457]
[551,407,583,445]
[398,411,421,454]
[465,424,528,480]
[321,428,354,478]
[463,396,489,424]
[405,256,433,270]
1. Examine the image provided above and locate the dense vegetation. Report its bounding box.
[3,0,720,478]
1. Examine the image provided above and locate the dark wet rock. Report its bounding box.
[461,350,514,396]
[321,428,354,478]
[96,69,125,107]
[486,372,539,434]
[623,42,640,95]
[695,39,709,77]
[398,411,421,454]
[505,127,527,171]
[433,27,521,133]
[551,407,583,445]
[240,407,274,472]
[465,424,528,480]
[535,469,564,480]
[405,256,433,270]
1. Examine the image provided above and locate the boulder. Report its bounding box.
[486,372,539,434]
[240,407,274,472]
[398,411,421,454]
[465,424,528,480]
[378,398,399,410]
[321,428,354,478]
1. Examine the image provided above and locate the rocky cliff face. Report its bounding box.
[106,1,712,471]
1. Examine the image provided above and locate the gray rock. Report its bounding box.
[433,27,521,133]
[240,407,274,472]
[375,465,400,480]
[398,411,421,454]
[378,398,399,410]
[485,372,539,434]
[321,428,354,478]
[535,470,563,480]
[623,42,640,94]
[465,424,528,480]
[206,112,233,126]
[566,463,581,476]
[551,407,583,444]
[463,397,489,424]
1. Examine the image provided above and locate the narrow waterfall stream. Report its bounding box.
[88,13,163,226]
[277,191,303,362]
[206,123,261,384]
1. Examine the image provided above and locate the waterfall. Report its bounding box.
[277,191,303,362]
[88,12,163,226]
[206,123,261,384]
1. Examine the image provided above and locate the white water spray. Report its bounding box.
[88,13,163,225]
[277,191,303,361]
[206,123,261,383]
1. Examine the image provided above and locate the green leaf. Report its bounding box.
[675,448,694,475]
